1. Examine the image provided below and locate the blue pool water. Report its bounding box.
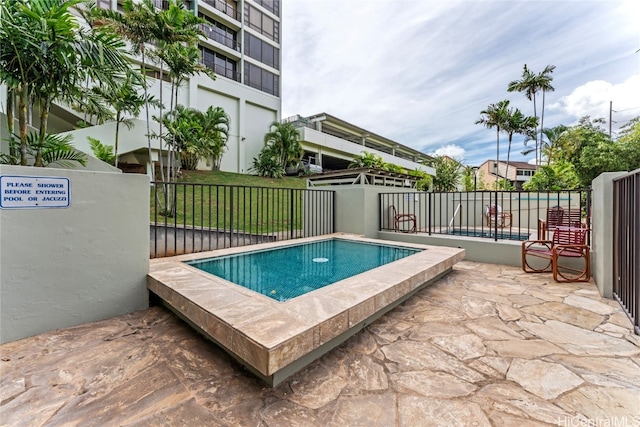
[448,229,531,241]
[186,239,422,302]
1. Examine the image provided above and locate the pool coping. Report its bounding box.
[148,233,465,386]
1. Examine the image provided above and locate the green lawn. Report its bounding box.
[171,170,307,189]
[150,170,310,234]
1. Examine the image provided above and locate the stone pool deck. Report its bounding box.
[148,234,464,386]
[1,261,639,426]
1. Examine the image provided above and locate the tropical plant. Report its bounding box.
[615,117,640,170]
[0,0,130,167]
[1,132,87,168]
[97,0,159,178]
[383,163,406,174]
[151,2,211,185]
[537,125,568,165]
[263,122,303,168]
[200,106,230,171]
[160,106,201,170]
[461,166,479,191]
[489,178,515,191]
[90,70,154,167]
[476,100,509,187]
[567,117,639,187]
[535,65,556,164]
[416,175,432,191]
[523,161,580,191]
[349,151,385,169]
[250,147,285,178]
[501,106,537,186]
[426,155,462,192]
[508,64,555,167]
[158,105,230,172]
[88,137,115,165]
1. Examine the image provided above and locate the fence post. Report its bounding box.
[229,186,234,248]
[289,188,295,239]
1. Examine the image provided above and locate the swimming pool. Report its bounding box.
[148,234,465,386]
[447,229,531,241]
[187,239,422,301]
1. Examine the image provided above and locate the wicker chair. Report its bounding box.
[391,205,417,233]
[522,226,590,282]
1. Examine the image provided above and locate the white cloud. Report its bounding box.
[283,0,639,166]
[432,145,466,161]
[550,74,640,129]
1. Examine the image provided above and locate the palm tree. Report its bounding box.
[152,2,210,184]
[502,108,537,188]
[476,100,510,186]
[91,70,154,167]
[507,64,556,168]
[98,0,159,178]
[201,106,230,171]
[264,122,303,168]
[161,105,230,171]
[527,125,567,165]
[0,0,130,167]
[160,105,201,170]
[536,65,556,166]
[507,65,537,165]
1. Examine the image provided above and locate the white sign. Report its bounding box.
[0,175,70,209]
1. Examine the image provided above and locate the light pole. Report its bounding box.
[472,166,479,192]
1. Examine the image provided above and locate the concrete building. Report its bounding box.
[476,159,536,190]
[284,113,434,174]
[1,1,434,177]
[1,0,283,175]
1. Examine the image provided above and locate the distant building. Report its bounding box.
[476,160,536,190]
[284,113,434,174]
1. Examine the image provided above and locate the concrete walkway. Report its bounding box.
[1,261,639,426]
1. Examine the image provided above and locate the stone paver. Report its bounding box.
[1,261,639,426]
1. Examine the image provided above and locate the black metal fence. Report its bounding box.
[151,182,334,258]
[613,170,639,335]
[380,190,591,242]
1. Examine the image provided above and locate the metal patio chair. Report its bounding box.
[538,206,583,239]
[391,205,417,233]
[484,204,512,228]
[522,226,590,282]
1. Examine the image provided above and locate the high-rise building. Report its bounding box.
[190,0,282,173]
[1,0,282,175]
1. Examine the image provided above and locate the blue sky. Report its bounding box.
[281,0,640,167]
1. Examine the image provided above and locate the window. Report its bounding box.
[244,62,279,96]
[97,0,111,9]
[244,33,279,69]
[200,45,239,81]
[144,68,171,83]
[244,3,279,42]
[254,0,279,16]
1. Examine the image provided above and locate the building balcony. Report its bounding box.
[200,24,241,51]
[199,0,241,21]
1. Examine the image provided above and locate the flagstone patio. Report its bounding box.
[1,261,639,426]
